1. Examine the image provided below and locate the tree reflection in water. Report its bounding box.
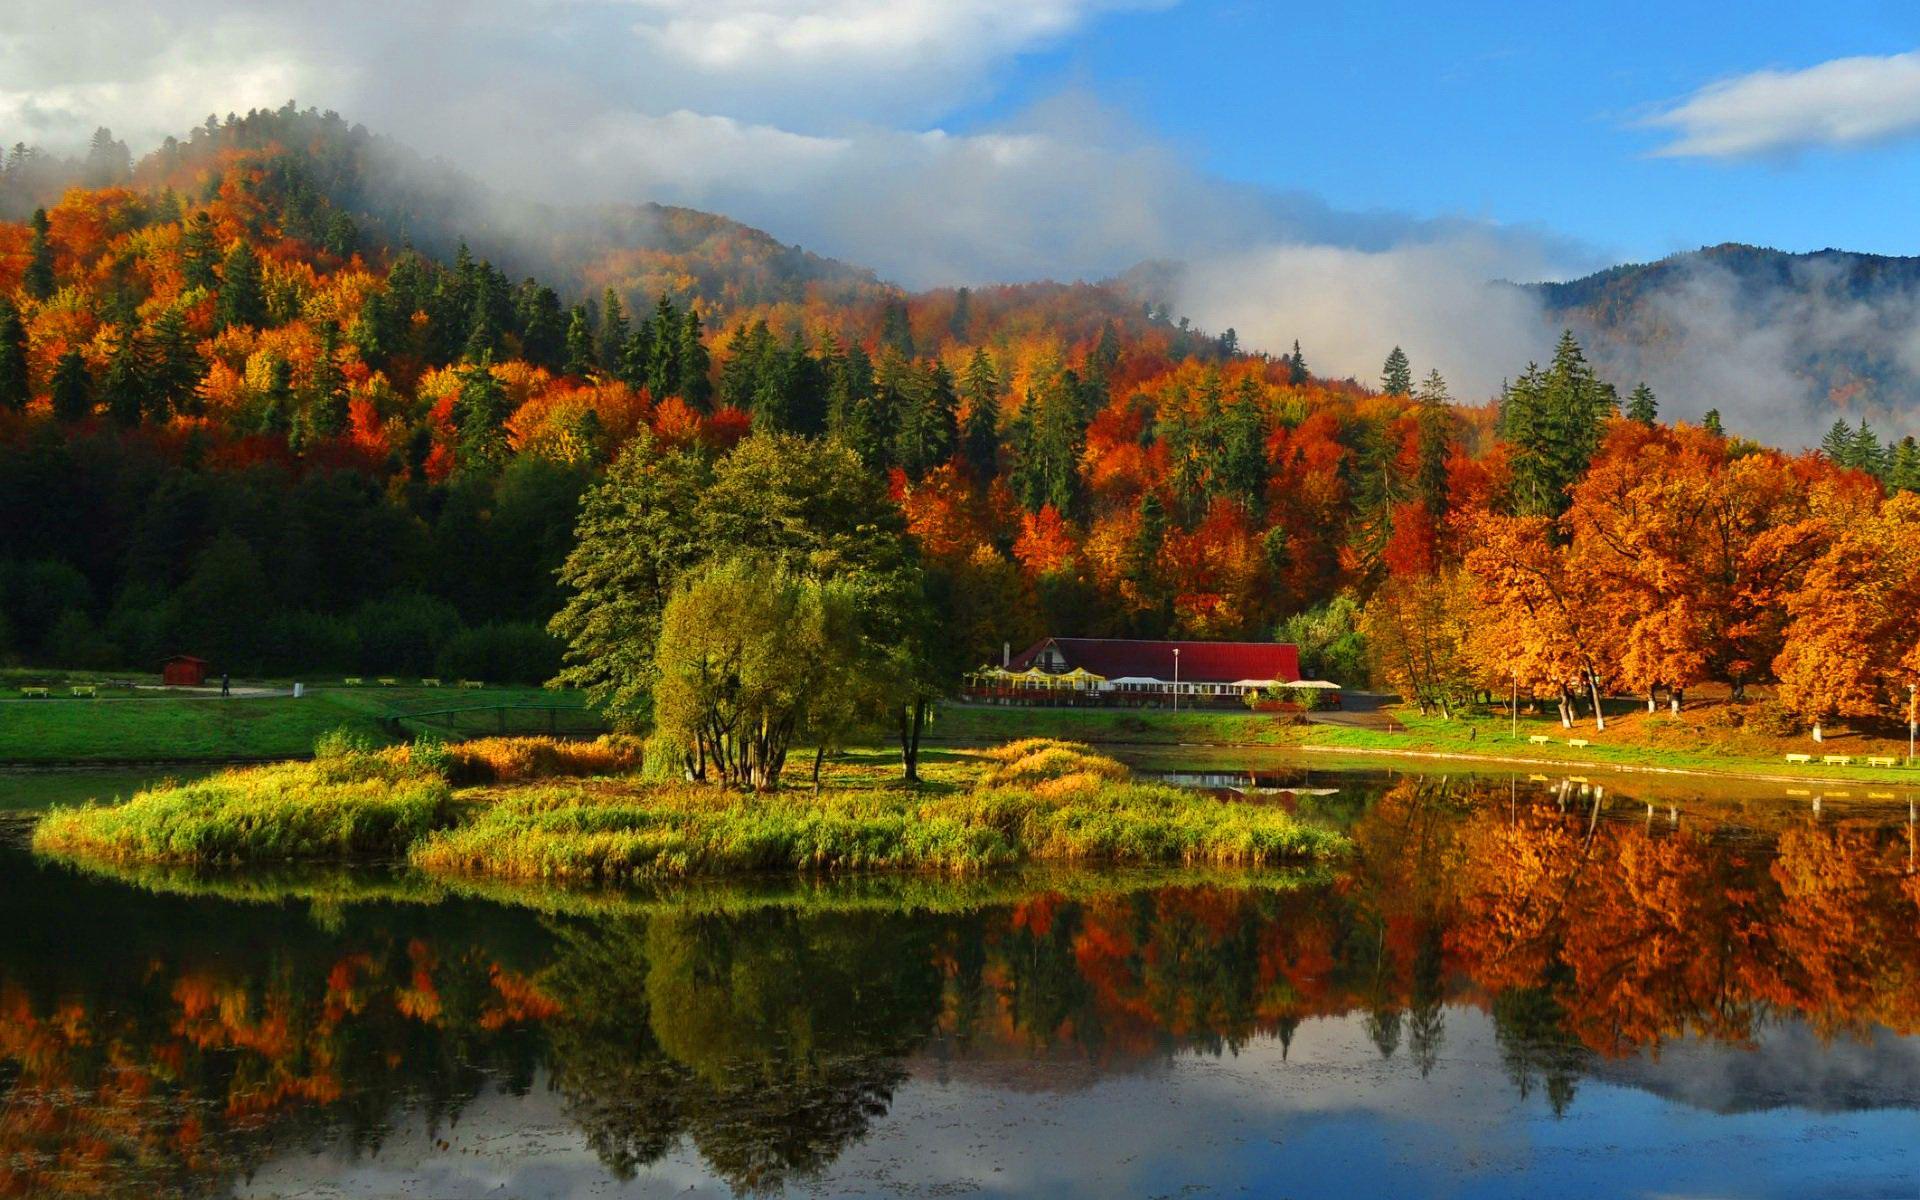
[4,774,1920,1195]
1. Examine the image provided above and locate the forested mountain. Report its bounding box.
[1533,243,1920,435]
[7,103,1920,744]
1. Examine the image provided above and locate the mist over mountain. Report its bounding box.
[1533,243,1920,446]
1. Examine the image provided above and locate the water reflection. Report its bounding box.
[5,773,1920,1196]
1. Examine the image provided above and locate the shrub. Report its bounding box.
[1749,700,1800,738]
[354,592,462,675]
[440,735,642,785]
[433,622,563,685]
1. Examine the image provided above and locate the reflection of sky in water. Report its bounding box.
[238,1009,1920,1199]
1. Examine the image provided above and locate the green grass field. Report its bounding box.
[937,703,1920,787]
[0,682,582,764]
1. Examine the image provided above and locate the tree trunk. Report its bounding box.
[1558,689,1574,729]
[900,699,928,784]
[1670,689,1682,715]
[812,744,825,792]
[1587,672,1607,732]
[1813,722,1824,743]
[1647,690,1656,715]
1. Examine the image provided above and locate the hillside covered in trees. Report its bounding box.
[4,104,1920,742]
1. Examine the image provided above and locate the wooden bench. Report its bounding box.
[459,680,485,690]
[1527,735,1551,745]
[1866,756,1898,768]
[421,677,443,687]
[376,677,399,687]
[1568,739,1590,749]
[69,685,96,698]
[344,677,364,686]
[1785,753,1812,764]
[18,687,49,698]
[1822,755,1854,766]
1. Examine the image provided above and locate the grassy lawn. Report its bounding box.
[937,702,1920,787]
[0,692,391,763]
[0,680,589,764]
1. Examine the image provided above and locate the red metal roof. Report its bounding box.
[1009,638,1301,684]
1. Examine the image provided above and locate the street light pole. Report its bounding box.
[1908,683,1915,768]
[1511,669,1519,740]
[1173,648,1181,714]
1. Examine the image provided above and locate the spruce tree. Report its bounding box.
[644,295,680,399]
[1702,408,1725,439]
[148,308,201,418]
[1381,346,1412,396]
[1625,382,1658,424]
[455,357,510,471]
[960,348,1001,480]
[1820,418,1854,465]
[49,349,91,423]
[257,355,294,435]
[596,288,628,371]
[1850,419,1890,478]
[1501,331,1615,518]
[100,330,146,427]
[23,208,54,300]
[1288,339,1308,385]
[563,305,596,377]
[1414,370,1455,516]
[215,241,265,330]
[894,361,958,477]
[678,307,712,409]
[949,286,972,342]
[880,296,914,358]
[1889,437,1920,493]
[181,212,218,290]
[307,322,348,437]
[0,299,27,412]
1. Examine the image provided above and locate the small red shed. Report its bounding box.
[161,655,209,687]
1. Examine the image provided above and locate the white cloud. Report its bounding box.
[1644,49,1920,159]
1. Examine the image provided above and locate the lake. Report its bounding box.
[5,759,1920,1197]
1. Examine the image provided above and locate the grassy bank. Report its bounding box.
[34,737,1346,878]
[0,682,572,764]
[939,703,1920,787]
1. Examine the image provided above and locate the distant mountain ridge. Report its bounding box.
[1529,243,1920,439]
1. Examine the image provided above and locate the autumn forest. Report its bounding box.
[3,105,1920,738]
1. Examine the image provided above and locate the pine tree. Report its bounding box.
[181,211,218,291]
[49,349,91,423]
[1213,377,1267,513]
[960,348,1001,480]
[1501,331,1615,518]
[462,269,499,363]
[1850,419,1890,478]
[1381,347,1412,396]
[678,307,712,410]
[644,295,680,399]
[1889,437,1920,493]
[147,307,201,418]
[257,355,294,436]
[0,299,27,412]
[307,322,348,438]
[949,286,972,342]
[455,358,510,471]
[215,241,265,330]
[1288,339,1308,385]
[1625,382,1658,424]
[1820,418,1854,465]
[596,288,628,372]
[100,330,145,427]
[894,361,958,477]
[1702,408,1725,438]
[880,296,914,358]
[23,208,54,300]
[1414,370,1455,516]
[563,305,595,377]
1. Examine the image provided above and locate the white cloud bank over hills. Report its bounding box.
[0,0,1593,399]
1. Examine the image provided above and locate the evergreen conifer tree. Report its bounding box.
[215,241,265,330]
[148,307,201,418]
[563,305,596,377]
[596,288,628,371]
[1821,418,1854,465]
[100,330,145,427]
[49,349,90,423]
[181,211,218,291]
[307,322,348,437]
[678,307,712,409]
[1625,382,1658,424]
[1288,339,1308,385]
[1702,408,1725,438]
[1889,436,1920,493]
[960,348,1001,480]
[1381,346,1412,396]
[0,299,27,412]
[24,208,54,300]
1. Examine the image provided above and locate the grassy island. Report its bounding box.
[31,736,1346,878]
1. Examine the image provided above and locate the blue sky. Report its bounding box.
[954,0,1920,263]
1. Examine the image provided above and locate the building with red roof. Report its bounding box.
[1008,638,1301,685]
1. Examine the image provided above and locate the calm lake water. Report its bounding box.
[6,760,1920,1198]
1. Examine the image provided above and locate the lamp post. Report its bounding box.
[1172,648,1181,714]
[1908,683,1916,768]
[1511,669,1519,741]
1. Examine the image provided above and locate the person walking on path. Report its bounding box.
[220,671,230,698]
